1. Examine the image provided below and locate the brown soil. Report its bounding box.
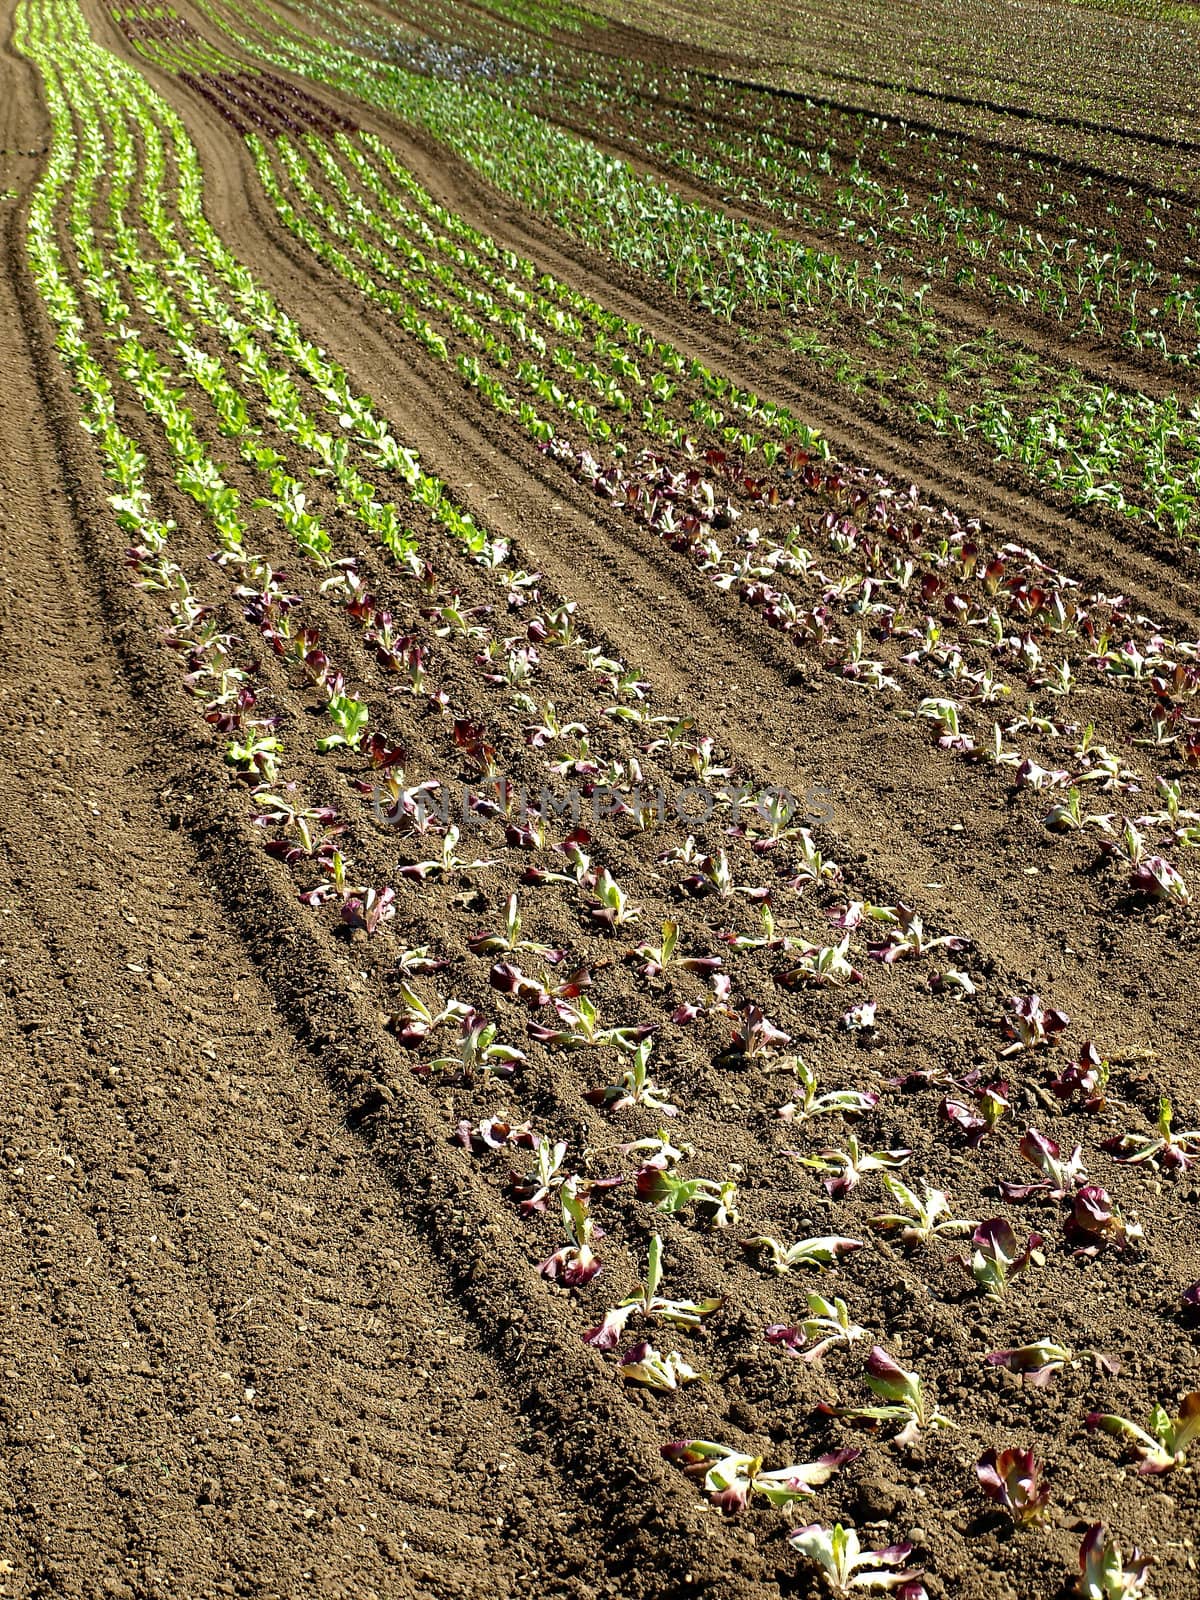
[2,0,1199,1597]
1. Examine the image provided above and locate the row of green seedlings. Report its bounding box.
[543,66,1200,367]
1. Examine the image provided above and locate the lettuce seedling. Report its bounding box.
[637,1167,739,1228]
[1064,1187,1143,1256]
[538,1185,603,1287]
[779,936,864,989]
[1129,854,1190,906]
[822,1347,953,1443]
[619,1341,701,1390]
[582,1234,722,1349]
[975,1447,1052,1527]
[966,1219,1043,1301]
[619,1131,693,1171]
[999,1128,1086,1200]
[511,1138,571,1214]
[662,1440,858,1515]
[789,1135,911,1199]
[941,1078,1010,1146]
[724,1004,792,1061]
[986,1339,1120,1387]
[383,982,472,1046]
[776,1058,879,1125]
[341,885,396,936]
[1103,1097,1200,1170]
[586,869,643,929]
[869,916,969,964]
[1051,1042,1111,1113]
[789,1522,925,1594]
[397,825,499,880]
[456,1117,539,1153]
[765,1292,865,1363]
[632,920,722,978]
[528,994,656,1053]
[1001,994,1070,1056]
[467,894,562,962]
[1086,1391,1200,1473]
[744,1235,863,1274]
[722,902,794,953]
[1076,1525,1151,1600]
[425,1011,526,1083]
[584,1038,678,1115]
[870,1177,978,1246]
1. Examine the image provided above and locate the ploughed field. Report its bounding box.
[1,0,1198,1595]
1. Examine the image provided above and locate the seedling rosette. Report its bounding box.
[584,1038,678,1115]
[661,1439,859,1515]
[999,1128,1086,1201]
[637,1166,739,1228]
[975,1447,1052,1527]
[986,1339,1120,1386]
[788,1523,926,1595]
[1086,1391,1200,1473]
[744,1235,863,1274]
[538,1186,604,1287]
[964,1218,1043,1301]
[1103,1096,1200,1170]
[820,1346,953,1444]
[582,1235,722,1349]
[776,1058,879,1125]
[765,1292,866,1362]
[1000,993,1070,1056]
[869,1177,978,1247]
[1063,1187,1144,1256]
[618,1340,701,1390]
[789,1135,911,1199]
[1076,1525,1151,1599]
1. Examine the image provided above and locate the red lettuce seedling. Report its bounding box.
[779,935,864,989]
[965,1219,1043,1301]
[821,1346,953,1444]
[425,1011,526,1083]
[582,1234,722,1349]
[341,885,395,936]
[1129,854,1190,906]
[1087,1391,1200,1472]
[975,1447,1052,1527]
[631,919,722,978]
[538,1186,603,1287]
[776,1058,879,1125]
[789,1136,911,1199]
[745,1235,863,1274]
[455,1117,538,1153]
[1063,1187,1143,1257]
[618,1341,701,1390]
[1103,1097,1200,1170]
[467,893,562,962]
[941,1078,1010,1146]
[986,1339,1120,1387]
[999,1128,1086,1201]
[662,1440,858,1515]
[788,1522,925,1594]
[1051,1042,1111,1112]
[765,1292,865,1363]
[870,1177,978,1246]
[636,1166,739,1228]
[1076,1524,1151,1600]
[584,1038,678,1115]
[1000,994,1070,1056]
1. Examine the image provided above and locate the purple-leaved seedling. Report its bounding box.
[965,1219,1043,1301]
[788,1135,912,1199]
[975,1447,1052,1528]
[1076,1525,1151,1599]
[822,1346,954,1444]
[744,1235,863,1274]
[1103,1097,1200,1170]
[765,1292,865,1362]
